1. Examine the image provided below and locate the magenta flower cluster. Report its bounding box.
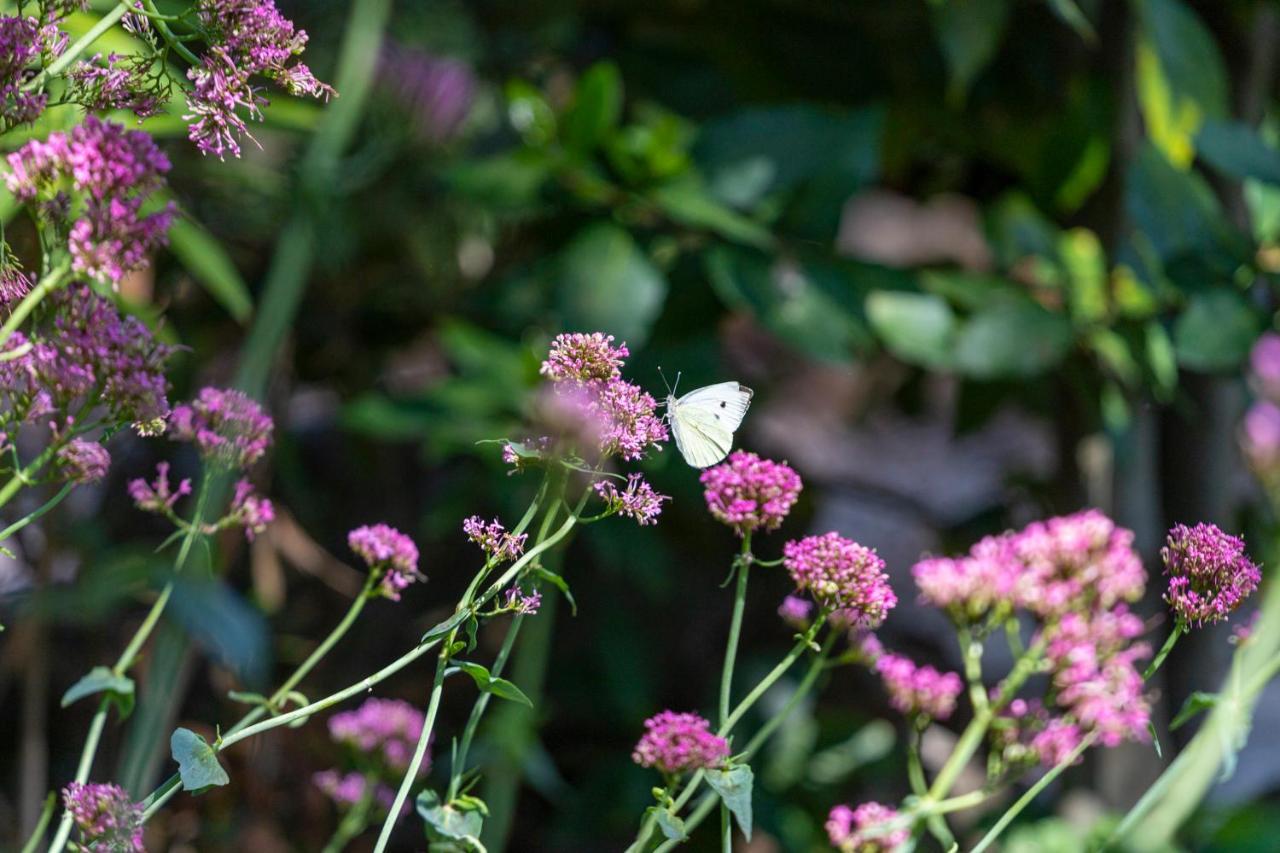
[378,43,477,144]
[65,52,164,118]
[503,586,542,615]
[777,594,814,629]
[631,711,729,777]
[57,438,111,485]
[875,653,963,721]
[228,478,275,541]
[6,116,174,285]
[327,697,428,773]
[348,523,422,600]
[61,781,144,852]
[783,533,896,628]
[594,474,670,526]
[826,802,909,853]
[538,332,668,462]
[1161,523,1261,627]
[463,515,527,563]
[168,387,274,470]
[700,450,802,537]
[312,769,398,814]
[127,462,191,514]
[992,699,1086,769]
[185,0,333,158]
[0,15,49,127]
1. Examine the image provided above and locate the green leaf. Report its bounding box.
[505,80,556,147]
[562,62,623,154]
[953,299,1073,378]
[422,609,472,643]
[654,807,687,841]
[170,728,229,793]
[1171,691,1220,730]
[417,789,486,850]
[649,180,774,249]
[455,661,533,707]
[1045,0,1096,42]
[1137,0,1228,121]
[557,223,668,347]
[166,217,253,324]
[444,150,551,210]
[1173,289,1261,372]
[865,290,957,368]
[1197,120,1280,186]
[932,0,1011,102]
[1145,321,1178,399]
[61,667,135,717]
[168,578,270,688]
[1149,721,1163,758]
[533,567,576,615]
[705,764,754,840]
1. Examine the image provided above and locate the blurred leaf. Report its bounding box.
[168,578,270,688]
[866,290,957,368]
[562,62,623,154]
[1171,692,1220,730]
[1045,0,1096,42]
[932,0,1011,102]
[649,180,774,249]
[954,299,1073,378]
[653,807,687,841]
[170,728,229,793]
[167,216,253,324]
[445,150,551,210]
[557,223,667,346]
[1173,289,1261,371]
[705,764,753,840]
[506,80,556,146]
[807,720,896,785]
[1197,120,1280,185]
[1145,321,1178,399]
[455,661,533,707]
[61,667,134,717]
[532,567,576,616]
[1059,228,1107,323]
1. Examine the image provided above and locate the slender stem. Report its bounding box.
[22,4,131,91]
[739,630,837,757]
[717,534,751,851]
[372,648,449,852]
[19,792,55,853]
[0,436,62,515]
[970,733,1098,853]
[0,482,72,543]
[722,618,823,735]
[1143,622,1185,681]
[448,614,525,801]
[141,0,200,65]
[959,627,989,715]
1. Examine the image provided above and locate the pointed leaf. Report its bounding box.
[485,676,533,708]
[562,62,623,154]
[654,807,687,841]
[61,667,135,718]
[422,609,472,643]
[705,764,754,840]
[533,567,576,615]
[417,789,486,850]
[170,728,229,793]
[1170,691,1220,730]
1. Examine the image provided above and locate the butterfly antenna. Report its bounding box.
[657,366,673,396]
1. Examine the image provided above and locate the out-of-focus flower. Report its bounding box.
[700,451,802,537]
[631,711,729,776]
[1251,332,1280,400]
[0,16,49,127]
[378,43,476,144]
[826,802,909,853]
[1010,510,1145,617]
[348,523,422,600]
[503,586,542,615]
[127,462,192,514]
[169,387,273,470]
[57,438,110,484]
[1162,523,1260,627]
[783,533,896,627]
[1242,401,1280,478]
[328,697,428,773]
[463,515,527,563]
[65,52,164,117]
[228,478,273,541]
[1044,606,1150,748]
[594,474,669,525]
[875,652,962,721]
[312,769,398,813]
[778,594,813,629]
[62,781,144,852]
[912,533,1019,622]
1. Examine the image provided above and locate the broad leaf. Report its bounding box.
[1197,120,1280,186]
[1173,289,1260,372]
[455,661,533,707]
[705,764,754,840]
[170,728,229,793]
[562,62,623,154]
[953,299,1073,379]
[417,789,486,851]
[866,290,956,369]
[557,223,667,347]
[932,0,1011,102]
[653,807,687,841]
[61,667,135,717]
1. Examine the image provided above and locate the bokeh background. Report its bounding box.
[5,0,1280,849]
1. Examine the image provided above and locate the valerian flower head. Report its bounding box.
[1010,510,1145,616]
[700,450,802,537]
[62,781,144,852]
[1161,522,1261,627]
[65,52,165,117]
[6,116,174,285]
[503,586,542,615]
[0,16,49,128]
[463,515,527,563]
[594,474,669,525]
[127,462,191,514]
[348,523,422,600]
[631,711,729,777]
[313,770,398,814]
[185,0,333,158]
[540,332,629,384]
[826,802,909,853]
[168,387,273,470]
[328,697,428,773]
[777,594,814,629]
[228,478,274,541]
[874,652,963,721]
[911,533,1020,622]
[377,43,476,144]
[57,438,110,485]
[783,533,896,627]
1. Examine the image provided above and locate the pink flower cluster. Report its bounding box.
[1162,523,1260,627]
[539,332,668,462]
[912,509,1144,620]
[62,781,144,852]
[6,116,174,285]
[228,478,274,541]
[312,769,398,813]
[57,438,111,485]
[783,533,896,627]
[778,594,814,629]
[631,711,729,777]
[701,451,802,537]
[595,474,670,526]
[348,523,422,600]
[0,15,49,127]
[65,52,164,118]
[1244,333,1280,482]
[503,586,542,615]
[826,802,909,853]
[991,699,1084,769]
[186,0,333,158]
[328,697,428,773]
[1044,606,1151,747]
[874,653,963,721]
[168,387,274,470]
[463,515,527,563]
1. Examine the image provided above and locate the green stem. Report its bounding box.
[1143,622,1185,681]
[0,261,69,350]
[321,774,377,853]
[23,4,131,91]
[717,535,751,851]
[18,792,55,853]
[448,613,525,801]
[970,733,1097,853]
[140,0,200,65]
[0,481,72,543]
[722,618,823,735]
[960,626,989,715]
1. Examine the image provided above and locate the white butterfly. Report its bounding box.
[665,378,754,468]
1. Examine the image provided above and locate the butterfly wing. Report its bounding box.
[670,382,753,468]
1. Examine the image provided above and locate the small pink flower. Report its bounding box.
[328,698,428,774]
[631,711,729,776]
[348,524,422,600]
[1162,523,1261,627]
[62,782,143,851]
[594,474,670,525]
[777,594,813,629]
[540,332,629,384]
[783,533,896,627]
[875,652,962,721]
[826,802,909,853]
[463,515,527,562]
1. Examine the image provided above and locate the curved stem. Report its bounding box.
[0,481,72,543]
[23,4,131,92]
[141,0,200,65]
